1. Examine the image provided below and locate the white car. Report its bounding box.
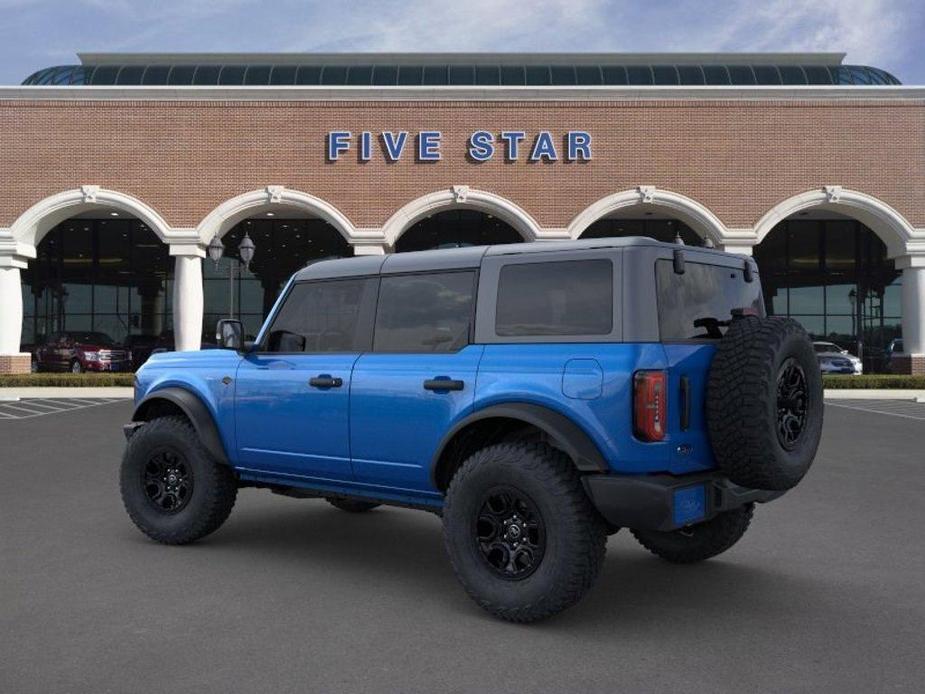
[813,341,863,374]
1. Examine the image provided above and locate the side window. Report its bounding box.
[495,259,613,336]
[374,271,475,353]
[264,278,375,353]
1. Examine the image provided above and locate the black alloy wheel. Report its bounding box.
[475,487,546,580]
[776,358,808,450]
[143,449,194,514]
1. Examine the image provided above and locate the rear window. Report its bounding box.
[495,260,613,336]
[656,260,764,339]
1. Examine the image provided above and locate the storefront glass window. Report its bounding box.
[21,219,173,351]
[394,210,523,253]
[754,219,900,372]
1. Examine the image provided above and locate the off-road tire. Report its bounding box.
[120,416,237,544]
[443,442,607,623]
[631,504,754,564]
[707,316,823,491]
[326,497,380,513]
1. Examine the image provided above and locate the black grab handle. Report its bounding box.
[423,378,464,392]
[309,375,343,389]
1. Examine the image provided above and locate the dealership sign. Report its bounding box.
[327,130,592,162]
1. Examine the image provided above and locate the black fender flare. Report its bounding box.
[431,403,609,481]
[132,387,229,465]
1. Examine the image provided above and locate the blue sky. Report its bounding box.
[1,0,923,84]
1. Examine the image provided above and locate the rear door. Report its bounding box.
[234,277,377,482]
[349,270,481,494]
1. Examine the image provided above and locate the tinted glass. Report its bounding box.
[652,65,678,84]
[500,66,525,85]
[728,66,756,85]
[448,65,475,84]
[422,66,448,85]
[374,272,475,353]
[265,279,374,353]
[372,65,398,85]
[496,260,613,337]
[269,65,297,84]
[525,66,550,85]
[193,66,220,85]
[779,66,806,85]
[677,65,705,84]
[475,65,500,85]
[320,66,347,85]
[656,260,764,339]
[550,66,576,84]
[295,66,322,84]
[346,65,373,85]
[218,66,246,84]
[703,66,729,84]
[244,66,271,84]
[168,66,196,85]
[627,66,653,85]
[116,66,145,84]
[601,66,628,84]
[575,66,602,85]
[90,66,120,85]
[142,66,170,85]
[753,65,782,84]
[398,65,424,85]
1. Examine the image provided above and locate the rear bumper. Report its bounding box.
[582,472,784,533]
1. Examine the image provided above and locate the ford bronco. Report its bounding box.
[121,238,823,622]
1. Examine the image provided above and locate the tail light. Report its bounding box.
[634,370,667,442]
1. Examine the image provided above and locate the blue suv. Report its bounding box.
[121,238,823,622]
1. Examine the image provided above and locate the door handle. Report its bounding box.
[423,378,465,392]
[309,375,343,389]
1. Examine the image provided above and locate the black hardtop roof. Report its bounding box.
[292,236,737,281]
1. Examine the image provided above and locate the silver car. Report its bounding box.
[813,341,863,374]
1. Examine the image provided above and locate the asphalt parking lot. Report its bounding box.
[2,401,925,693]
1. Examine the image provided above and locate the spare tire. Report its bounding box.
[707,316,823,491]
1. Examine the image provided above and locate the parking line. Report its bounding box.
[826,401,925,421]
[0,403,51,416]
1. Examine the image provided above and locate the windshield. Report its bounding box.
[814,343,842,353]
[656,260,764,340]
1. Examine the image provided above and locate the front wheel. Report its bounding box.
[631,504,754,564]
[120,416,237,544]
[442,442,607,623]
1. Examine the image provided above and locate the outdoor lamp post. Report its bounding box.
[207,233,256,319]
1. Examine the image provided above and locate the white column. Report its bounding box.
[897,255,925,356]
[170,246,205,351]
[0,265,24,354]
[351,241,389,256]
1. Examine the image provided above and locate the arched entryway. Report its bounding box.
[203,214,352,341]
[754,212,900,372]
[394,209,523,252]
[21,213,172,368]
[579,214,702,245]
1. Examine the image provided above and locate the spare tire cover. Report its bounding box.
[706,316,823,491]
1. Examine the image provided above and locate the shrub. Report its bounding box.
[822,374,925,389]
[0,373,134,387]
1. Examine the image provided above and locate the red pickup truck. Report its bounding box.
[33,331,132,373]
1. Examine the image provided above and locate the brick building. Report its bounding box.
[1,52,923,374]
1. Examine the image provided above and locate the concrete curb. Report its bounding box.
[823,389,925,401]
[0,387,133,400]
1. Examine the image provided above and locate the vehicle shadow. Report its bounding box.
[175,494,841,632]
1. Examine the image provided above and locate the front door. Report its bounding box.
[234,277,377,482]
[350,270,481,494]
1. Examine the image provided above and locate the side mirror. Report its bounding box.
[216,319,244,351]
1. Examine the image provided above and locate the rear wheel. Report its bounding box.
[443,442,606,623]
[631,505,754,564]
[326,497,380,513]
[120,416,237,544]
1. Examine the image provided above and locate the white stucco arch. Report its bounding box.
[196,186,356,243]
[381,187,542,246]
[10,186,172,248]
[754,187,917,258]
[567,187,727,246]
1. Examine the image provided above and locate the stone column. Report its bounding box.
[0,243,33,374]
[170,244,205,352]
[895,255,925,375]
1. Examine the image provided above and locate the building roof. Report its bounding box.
[22,52,901,86]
